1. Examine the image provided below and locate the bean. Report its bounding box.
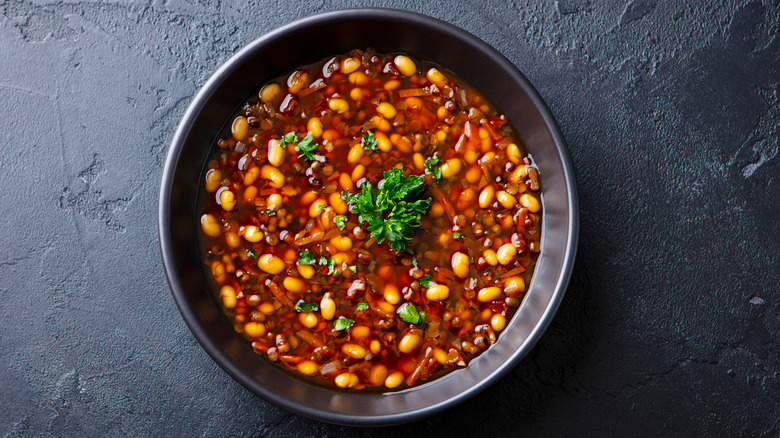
[479,186,495,209]
[369,364,388,386]
[328,98,349,114]
[283,276,306,293]
[244,321,266,338]
[231,116,248,141]
[398,332,422,353]
[260,83,281,102]
[297,264,315,279]
[341,57,361,74]
[497,191,518,209]
[375,132,392,152]
[307,117,323,138]
[520,193,541,213]
[329,191,348,215]
[491,315,507,332]
[440,158,462,178]
[376,102,397,119]
[496,243,517,265]
[339,172,354,191]
[351,164,366,182]
[266,193,283,211]
[477,286,501,302]
[220,285,236,308]
[465,166,482,184]
[287,70,308,94]
[309,199,327,218]
[383,80,400,90]
[451,252,469,278]
[383,284,401,304]
[259,302,275,315]
[347,143,364,164]
[297,360,319,376]
[351,325,371,340]
[426,285,450,301]
[267,139,285,167]
[244,166,260,185]
[504,276,526,297]
[320,294,336,320]
[219,190,236,211]
[260,165,284,188]
[426,68,447,88]
[341,343,367,360]
[384,371,405,389]
[330,235,353,252]
[506,143,522,164]
[335,372,359,388]
[225,231,240,248]
[243,225,263,243]
[413,153,425,171]
[394,55,417,76]
[298,312,318,328]
[370,339,382,355]
[483,249,498,266]
[258,254,285,274]
[200,214,221,237]
[205,169,221,192]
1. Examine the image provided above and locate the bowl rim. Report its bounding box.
[159,7,579,426]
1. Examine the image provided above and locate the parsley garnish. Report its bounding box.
[333,317,354,331]
[397,302,426,325]
[348,265,357,273]
[260,208,276,216]
[424,154,441,181]
[297,250,316,265]
[294,301,319,313]
[419,275,433,288]
[356,301,368,311]
[334,215,347,230]
[342,168,431,252]
[319,256,336,275]
[245,248,257,259]
[281,131,320,162]
[362,132,378,151]
[453,232,462,239]
[315,203,325,211]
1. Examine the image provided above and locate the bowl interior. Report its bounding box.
[159,8,577,426]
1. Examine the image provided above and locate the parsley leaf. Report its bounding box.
[294,301,319,313]
[334,215,347,230]
[315,203,325,211]
[397,302,426,325]
[333,317,354,331]
[245,248,257,259]
[319,256,336,275]
[356,301,368,311]
[343,168,431,252]
[362,132,378,151]
[419,275,433,288]
[281,131,320,162]
[348,265,357,273]
[453,232,462,239]
[297,250,316,265]
[424,154,441,181]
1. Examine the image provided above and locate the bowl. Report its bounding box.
[158,8,578,426]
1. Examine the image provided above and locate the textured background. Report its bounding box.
[1,0,778,436]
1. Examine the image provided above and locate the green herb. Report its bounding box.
[453,232,462,239]
[294,301,319,313]
[334,215,347,229]
[333,317,354,331]
[281,131,320,162]
[245,248,257,259]
[348,265,357,273]
[342,168,431,252]
[424,154,441,181]
[315,203,325,211]
[319,256,336,275]
[419,275,433,288]
[260,208,276,216]
[411,256,418,268]
[356,301,368,311]
[362,131,378,151]
[397,302,426,325]
[297,250,316,265]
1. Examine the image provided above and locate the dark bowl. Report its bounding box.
[158,8,578,426]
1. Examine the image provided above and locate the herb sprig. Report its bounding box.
[341,168,431,252]
[282,132,321,162]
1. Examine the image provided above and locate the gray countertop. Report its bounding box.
[1,0,778,436]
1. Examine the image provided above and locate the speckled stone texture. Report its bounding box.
[0,0,778,436]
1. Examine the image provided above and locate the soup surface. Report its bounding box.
[199,49,542,390]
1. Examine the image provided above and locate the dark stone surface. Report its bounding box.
[1,0,778,436]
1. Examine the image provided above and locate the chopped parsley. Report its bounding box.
[419,275,433,288]
[297,250,316,265]
[334,215,347,230]
[315,203,325,212]
[281,131,320,162]
[356,301,368,311]
[294,301,319,313]
[348,265,357,273]
[319,256,336,276]
[333,317,354,331]
[362,131,379,151]
[397,302,426,325]
[424,154,441,181]
[453,232,462,239]
[245,248,257,259]
[341,168,431,252]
